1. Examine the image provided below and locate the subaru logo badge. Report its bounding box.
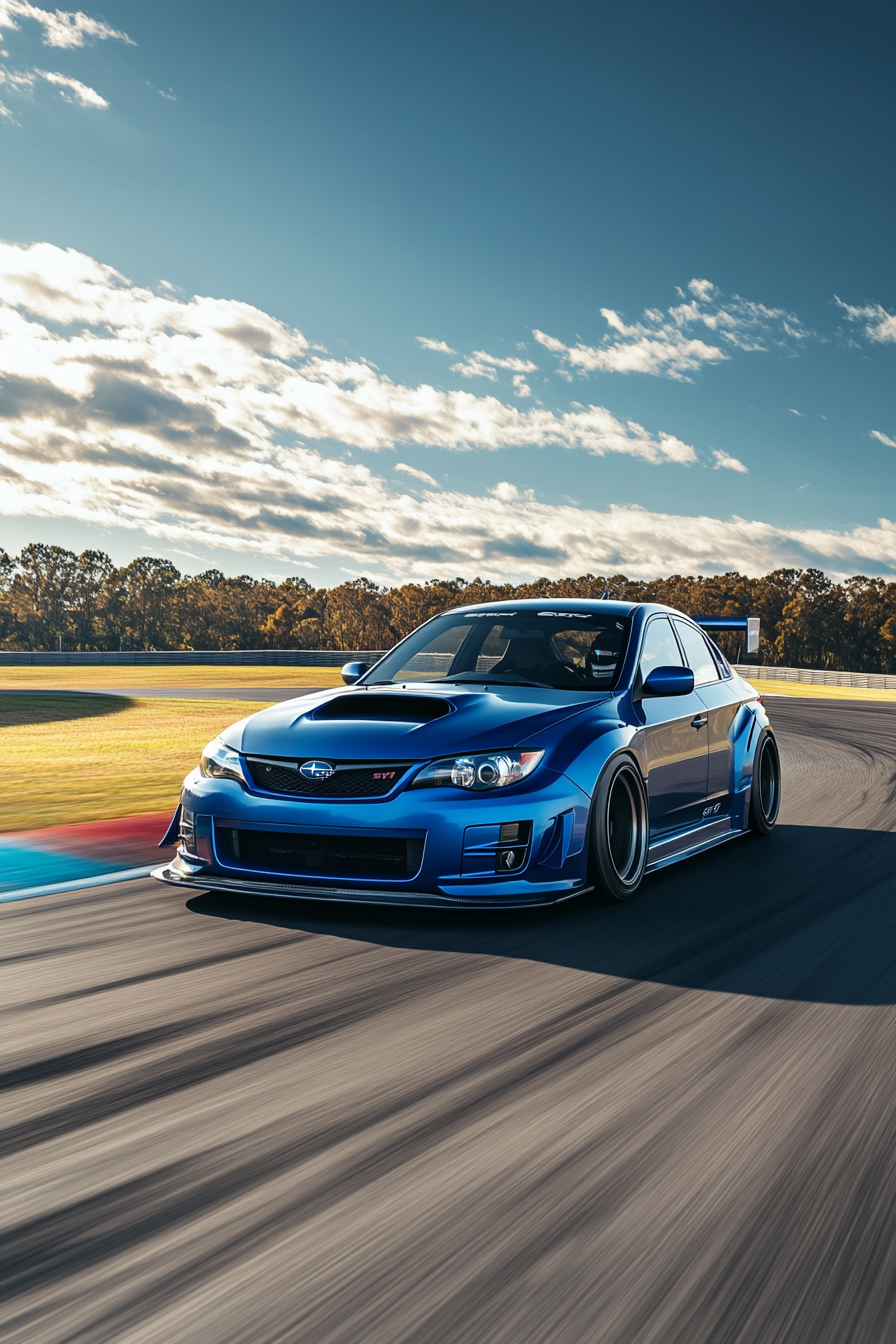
[300,760,335,781]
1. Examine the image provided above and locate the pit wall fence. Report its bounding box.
[1,648,895,690]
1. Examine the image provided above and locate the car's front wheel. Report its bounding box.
[749,730,781,835]
[589,756,649,902]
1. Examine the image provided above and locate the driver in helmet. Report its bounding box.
[586,626,624,683]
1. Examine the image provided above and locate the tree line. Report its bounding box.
[1,543,895,672]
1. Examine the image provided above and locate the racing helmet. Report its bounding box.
[586,627,623,681]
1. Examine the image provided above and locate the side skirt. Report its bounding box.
[645,816,746,873]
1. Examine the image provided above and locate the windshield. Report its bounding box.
[368,608,632,691]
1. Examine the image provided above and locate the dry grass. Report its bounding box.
[745,677,896,703]
[0,665,345,690]
[4,672,890,835]
[0,694,274,833]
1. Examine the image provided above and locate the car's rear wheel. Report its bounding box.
[749,731,781,835]
[589,757,649,902]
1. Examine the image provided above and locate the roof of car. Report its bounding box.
[450,597,639,618]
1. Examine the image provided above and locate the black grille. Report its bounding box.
[245,759,410,797]
[220,827,424,878]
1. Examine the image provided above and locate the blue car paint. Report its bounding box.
[153,598,771,908]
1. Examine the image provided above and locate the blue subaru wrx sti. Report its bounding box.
[153,599,780,907]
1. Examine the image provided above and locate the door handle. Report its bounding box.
[691,715,708,729]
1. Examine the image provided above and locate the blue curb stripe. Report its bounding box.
[0,841,114,894]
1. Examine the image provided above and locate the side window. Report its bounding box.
[638,617,684,681]
[674,621,720,686]
[706,635,732,678]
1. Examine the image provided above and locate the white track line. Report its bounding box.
[0,866,155,904]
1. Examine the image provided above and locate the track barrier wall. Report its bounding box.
[1,649,894,689]
[733,664,896,691]
[0,649,389,667]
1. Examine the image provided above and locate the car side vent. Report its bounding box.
[313,695,451,723]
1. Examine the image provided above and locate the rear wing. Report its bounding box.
[693,616,760,655]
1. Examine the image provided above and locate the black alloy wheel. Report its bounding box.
[589,756,649,902]
[749,730,781,835]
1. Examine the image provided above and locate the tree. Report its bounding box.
[119,557,181,649]
[9,544,78,649]
[70,550,116,650]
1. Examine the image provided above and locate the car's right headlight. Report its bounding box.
[199,737,247,785]
[410,749,544,791]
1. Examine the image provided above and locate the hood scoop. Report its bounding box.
[312,694,451,724]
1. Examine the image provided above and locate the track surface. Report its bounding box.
[2,699,894,1344]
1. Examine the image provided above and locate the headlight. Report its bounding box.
[410,749,544,791]
[199,737,247,785]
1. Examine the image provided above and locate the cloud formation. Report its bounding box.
[393,462,438,486]
[0,240,698,465]
[871,430,896,449]
[534,278,812,382]
[1,240,891,581]
[0,1,130,116]
[836,298,896,345]
[712,450,749,474]
[450,350,538,381]
[0,1,131,47]
[416,336,454,353]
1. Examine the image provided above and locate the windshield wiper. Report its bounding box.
[442,674,555,689]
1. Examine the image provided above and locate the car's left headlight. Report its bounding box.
[199,737,247,785]
[410,749,544,791]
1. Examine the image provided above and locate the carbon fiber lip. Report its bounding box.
[151,865,582,909]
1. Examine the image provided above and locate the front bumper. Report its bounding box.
[153,767,593,909]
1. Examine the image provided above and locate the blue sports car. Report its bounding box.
[153,599,780,907]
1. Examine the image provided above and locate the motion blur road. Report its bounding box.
[2,699,894,1344]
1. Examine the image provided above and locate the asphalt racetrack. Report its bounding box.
[3,698,894,1344]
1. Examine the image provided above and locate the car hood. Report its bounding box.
[228,683,615,760]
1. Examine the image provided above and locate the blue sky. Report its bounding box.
[0,0,894,583]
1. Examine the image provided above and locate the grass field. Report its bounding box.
[746,677,896,702]
[0,665,345,690]
[3,674,891,834]
[0,694,273,833]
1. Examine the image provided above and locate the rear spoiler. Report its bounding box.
[693,616,760,655]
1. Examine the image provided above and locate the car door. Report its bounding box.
[636,615,709,834]
[673,620,740,814]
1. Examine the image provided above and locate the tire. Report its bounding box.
[589,756,649,902]
[749,730,781,835]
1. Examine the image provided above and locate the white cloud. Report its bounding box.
[36,67,106,106]
[789,408,802,416]
[0,1,130,116]
[712,450,749,474]
[2,240,889,581]
[836,298,896,345]
[416,336,455,353]
[394,462,438,486]
[0,1,132,48]
[512,373,531,398]
[534,280,813,382]
[0,240,697,469]
[490,481,536,503]
[451,350,538,380]
[871,430,896,449]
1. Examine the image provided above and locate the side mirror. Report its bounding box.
[341,661,369,685]
[643,665,695,697]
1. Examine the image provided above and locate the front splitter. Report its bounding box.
[151,864,585,910]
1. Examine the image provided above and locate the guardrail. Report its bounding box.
[734,664,896,691]
[0,649,389,668]
[1,649,893,689]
